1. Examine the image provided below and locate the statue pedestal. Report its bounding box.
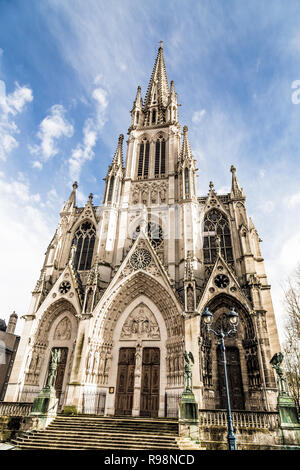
[179,390,199,441]
[30,386,59,430]
[277,393,300,447]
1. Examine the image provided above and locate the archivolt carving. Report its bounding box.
[92,272,183,342]
[120,304,160,340]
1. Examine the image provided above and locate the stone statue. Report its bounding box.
[183,350,194,393]
[46,348,61,389]
[270,352,287,395]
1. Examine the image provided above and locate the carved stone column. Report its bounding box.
[132,342,143,417]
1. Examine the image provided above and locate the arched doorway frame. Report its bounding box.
[201,294,257,411]
[107,295,168,417]
[22,299,79,404]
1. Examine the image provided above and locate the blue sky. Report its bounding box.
[1,0,300,341]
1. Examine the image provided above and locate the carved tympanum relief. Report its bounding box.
[53,316,72,341]
[120,304,161,340]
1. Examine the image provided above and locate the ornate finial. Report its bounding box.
[159,40,163,49]
[73,181,78,190]
[183,125,188,134]
[118,134,124,144]
[209,181,214,191]
[230,164,244,198]
[88,193,93,202]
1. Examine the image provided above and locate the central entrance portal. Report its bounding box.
[115,348,136,416]
[140,348,160,418]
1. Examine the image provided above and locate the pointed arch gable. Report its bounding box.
[91,271,183,341]
[34,298,79,346]
[201,293,255,341]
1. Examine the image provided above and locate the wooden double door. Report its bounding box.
[217,346,245,410]
[115,347,160,417]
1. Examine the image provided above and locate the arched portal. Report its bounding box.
[200,294,261,411]
[90,272,184,417]
[22,299,78,407]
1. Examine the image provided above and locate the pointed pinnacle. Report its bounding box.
[230,164,244,197]
[181,126,193,161]
[144,43,170,108]
[112,134,124,167]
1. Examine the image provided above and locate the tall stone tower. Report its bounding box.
[5,44,280,417]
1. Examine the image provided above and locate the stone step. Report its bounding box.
[16,431,178,443]
[12,415,180,450]
[12,436,179,450]
[12,442,179,450]
[54,417,177,427]
[14,441,178,449]
[47,424,177,434]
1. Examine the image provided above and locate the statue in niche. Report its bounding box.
[133,190,139,205]
[151,188,157,204]
[54,316,72,341]
[186,285,194,311]
[160,187,166,203]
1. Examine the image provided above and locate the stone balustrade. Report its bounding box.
[199,409,279,430]
[0,402,33,417]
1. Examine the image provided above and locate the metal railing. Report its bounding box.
[165,391,182,418]
[82,390,106,415]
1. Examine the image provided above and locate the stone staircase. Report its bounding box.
[12,415,180,450]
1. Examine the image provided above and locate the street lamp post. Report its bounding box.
[202,306,239,451]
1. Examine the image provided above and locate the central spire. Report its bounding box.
[144,42,170,110]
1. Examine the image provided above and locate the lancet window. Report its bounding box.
[107,175,115,203]
[137,139,150,178]
[184,167,190,198]
[72,222,96,271]
[155,136,166,177]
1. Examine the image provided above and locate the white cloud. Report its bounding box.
[32,160,43,170]
[68,86,108,181]
[0,80,33,160]
[29,104,74,163]
[285,191,300,209]
[192,109,206,124]
[0,172,53,332]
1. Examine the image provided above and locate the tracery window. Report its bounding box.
[203,209,233,264]
[72,222,96,271]
[155,137,166,177]
[132,222,164,248]
[137,139,150,178]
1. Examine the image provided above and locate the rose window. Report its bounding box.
[214,274,230,289]
[59,281,71,294]
[130,249,152,270]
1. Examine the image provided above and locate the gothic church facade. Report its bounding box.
[5,44,281,418]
